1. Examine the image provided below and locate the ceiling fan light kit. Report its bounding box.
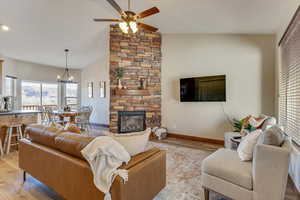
[94,0,160,34]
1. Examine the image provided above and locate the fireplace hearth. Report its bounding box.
[118,111,146,133]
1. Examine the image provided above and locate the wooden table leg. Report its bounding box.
[203,187,210,200]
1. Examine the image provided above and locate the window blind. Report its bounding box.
[279,8,300,145]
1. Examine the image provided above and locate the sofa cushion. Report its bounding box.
[202,148,253,190]
[104,128,151,156]
[64,123,82,134]
[26,124,65,149]
[55,132,95,160]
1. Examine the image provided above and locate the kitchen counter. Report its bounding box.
[0,110,41,115]
[0,110,40,152]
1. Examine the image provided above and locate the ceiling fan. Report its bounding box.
[94,0,160,33]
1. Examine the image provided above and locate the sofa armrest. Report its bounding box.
[252,143,290,200]
[113,150,166,200]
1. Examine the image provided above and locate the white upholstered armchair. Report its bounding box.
[201,140,291,200]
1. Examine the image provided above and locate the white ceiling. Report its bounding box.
[0,0,295,68]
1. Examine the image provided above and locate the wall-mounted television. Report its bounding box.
[180,75,226,102]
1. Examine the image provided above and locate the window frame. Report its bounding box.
[4,75,17,97]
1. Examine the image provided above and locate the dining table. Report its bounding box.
[52,110,80,123]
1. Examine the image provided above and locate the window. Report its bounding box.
[279,7,300,145]
[5,76,17,97]
[22,81,41,107]
[42,83,58,106]
[65,83,78,107]
[21,81,58,109]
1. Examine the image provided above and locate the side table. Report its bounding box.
[224,132,242,150]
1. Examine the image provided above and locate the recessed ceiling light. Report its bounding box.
[0,24,10,32]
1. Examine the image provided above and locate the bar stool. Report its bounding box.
[4,124,23,154]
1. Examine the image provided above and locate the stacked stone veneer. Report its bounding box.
[109,25,162,133]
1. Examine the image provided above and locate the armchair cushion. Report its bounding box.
[202,148,253,190]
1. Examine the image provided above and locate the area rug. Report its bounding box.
[147,141,226,200]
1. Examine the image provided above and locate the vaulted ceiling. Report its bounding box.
[0,0,297,68]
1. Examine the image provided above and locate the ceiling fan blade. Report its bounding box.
[137,22,158,32]
[137,7,160,19]
[106,0,126,17]
[94,18,122,22]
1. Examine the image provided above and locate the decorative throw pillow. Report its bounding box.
[248,116,267,129]
[257,125,285,146]
[237,129,262,161]
[104,128,151,156]
[49,122,65,133]
[64,123,81,134]
[259,115,277,131]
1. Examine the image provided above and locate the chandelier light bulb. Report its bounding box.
[57,75,61,80]
[0,24,10,32]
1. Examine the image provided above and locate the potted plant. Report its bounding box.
[232,118,256,133]
[115,68,124,89]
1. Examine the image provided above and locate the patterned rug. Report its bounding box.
[148,141,226,200]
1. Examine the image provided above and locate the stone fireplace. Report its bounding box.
[109,25,162,133]
[118,111,146,133]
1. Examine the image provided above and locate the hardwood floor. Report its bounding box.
[0,139,299,200]
[0,152,62,200]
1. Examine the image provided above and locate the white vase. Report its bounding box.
[118,79,123,89]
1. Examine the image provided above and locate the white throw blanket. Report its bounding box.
[81,136,131,200]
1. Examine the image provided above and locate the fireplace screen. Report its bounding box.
[118,111,146,133]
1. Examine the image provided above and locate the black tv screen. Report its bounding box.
[180,75,226,102]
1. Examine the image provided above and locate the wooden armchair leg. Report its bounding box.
[23,171,26,184]
[203,187,210,200]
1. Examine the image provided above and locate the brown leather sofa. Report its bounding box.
[19,124,166,200]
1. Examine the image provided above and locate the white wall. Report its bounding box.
[3,57,81,83]
[81,29,109,125]
[162,34,276,140]
[81,59,109,125]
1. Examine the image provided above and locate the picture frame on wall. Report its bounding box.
[88,82,93,98]
[100,81,106,98]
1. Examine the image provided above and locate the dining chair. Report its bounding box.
[39,106,49,125]
[75,106,93,132]
[45,108,65,126]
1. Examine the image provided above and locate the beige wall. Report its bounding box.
[1,57,81,108]
[3,57,81,83]
[81,59,109,125]
[161,34,276,140]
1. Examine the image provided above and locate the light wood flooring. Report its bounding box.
[0,138,299,200]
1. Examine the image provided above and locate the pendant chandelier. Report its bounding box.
[57,49,74,83]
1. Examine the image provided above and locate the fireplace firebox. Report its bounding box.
[118,111,146,133]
